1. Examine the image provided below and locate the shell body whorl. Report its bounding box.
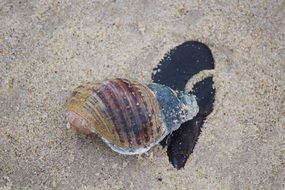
[65,78,199,155]
[65,78,167,154]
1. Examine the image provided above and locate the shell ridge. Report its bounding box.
[96,85,127,146]
[113,79,143,145]
[120,79,156,141]
[85,93,114,137]
[107,80,137,146]
[117,79,154,144]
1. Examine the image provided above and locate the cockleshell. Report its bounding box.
[65,78,198,154]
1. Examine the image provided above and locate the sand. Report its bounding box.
[0,0,284,189]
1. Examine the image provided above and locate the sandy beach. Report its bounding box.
[0,0,284,189]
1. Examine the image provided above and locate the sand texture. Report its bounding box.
[0,0,284,189]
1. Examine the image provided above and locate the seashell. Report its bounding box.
[65,78,198,155]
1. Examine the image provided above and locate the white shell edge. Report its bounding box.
[101,122,169,155]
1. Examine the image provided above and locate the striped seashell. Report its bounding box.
[65,78,199,154]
